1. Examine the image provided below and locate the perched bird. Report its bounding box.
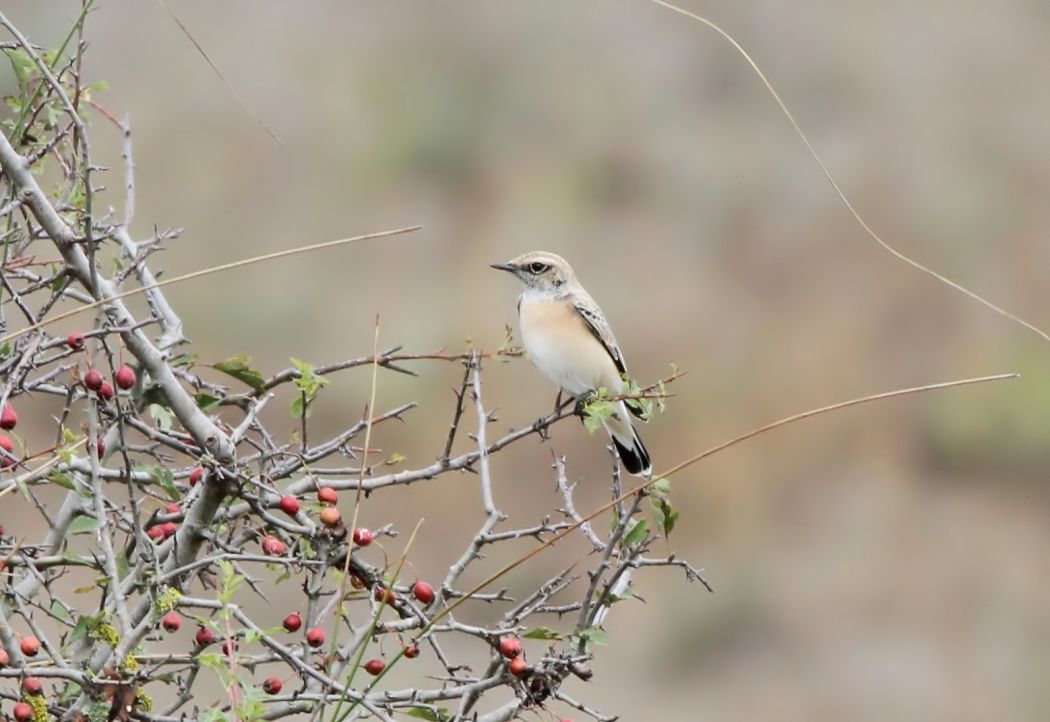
[491,251,652,478]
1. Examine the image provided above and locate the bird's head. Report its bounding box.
[490,251,576,294]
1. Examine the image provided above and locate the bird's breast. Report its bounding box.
[518,296,621,396]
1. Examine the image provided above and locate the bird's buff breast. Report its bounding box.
[518,296,621,396]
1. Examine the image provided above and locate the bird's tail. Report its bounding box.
[605,401,652,478]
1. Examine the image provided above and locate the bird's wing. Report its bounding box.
[574,297,646,420]
[574,300,625,374]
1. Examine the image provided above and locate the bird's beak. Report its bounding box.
[489,262,517,273]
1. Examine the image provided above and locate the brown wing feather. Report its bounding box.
[573,301,646,420]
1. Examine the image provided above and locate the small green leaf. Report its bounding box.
[147,466,180,501]
[68,616,91,645]
[58,681,81,703]
[3,49,37,91]
[197,653,223,671]
[149,403,175,431]
[523,626,563,640]
[386,452,406,465]
[67,515,100,535]
[650,477,672,496]
[622,518,649,547]
[577,626,608,646]
[170,353,199,368]
[50,600,72,623]
[582,398,614,434]
[195,393,222,412]
[48,470,82,494]
[289,358,328,418]
[405,707,451,721]
[650,495,679,537]
[213,355,266,391]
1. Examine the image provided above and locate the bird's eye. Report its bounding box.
[528,262,549,274]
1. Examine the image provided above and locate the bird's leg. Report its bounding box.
[535,390,563,441]
[574,389,598,419]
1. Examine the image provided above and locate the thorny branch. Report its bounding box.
[0,14,697,722]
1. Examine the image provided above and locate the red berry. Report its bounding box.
[373,586,394,605]
[278,495,300,516]
[404,643,420,659]
[98,381,115,401]
[317,486,338,504]
[88,435,105,458]
[306,627,325,647]
[262,676,282,695]
[165,502,180,514]
[412,580,435,605]
[221,639,238,656]
[319,507,341,527]
[0,403,16,431]
[261,535,286,556]
[0,435,15,469]
[66,332,85,350]
[282,612,302,632]
[352,527,372,546]
[115,365,136,390]
[22,676,43,695]
[161,611,181,632]
[189,466,204,486]
[13,702,32,722]
[20,635,40,657]
[84,368,104,391]
[363,658,385,676]
[146,525,165,541]
[195,627,215,647]
[499,637,521,659]
[508,657,528,677]
[158,522,177,538]
[0,648,9,666]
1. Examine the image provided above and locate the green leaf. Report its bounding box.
[650,477,672,496]
[3,49,37,91]
[147,466,180,501]
[149,403,175,431]
[195,393,222,412]
[48,470,86,496]
[67,515,100,535]
[581,397,614,434]
[386,452,406,466]
[50,600,72,623]
[213,355,266,391]
[68,616,91,645]
[523,626,563,641]
[622,518,649,547]
[58,681,81,703]
[170,353,199,368]
[197,653,223,671]
[650,495,679,537]
[577,626,608,646]
[289,358,328,418]
[290,394,308,419]
[405,707,451,721]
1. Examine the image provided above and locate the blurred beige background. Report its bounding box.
[7,1,1050,720]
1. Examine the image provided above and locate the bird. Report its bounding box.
[491,251,652,478]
